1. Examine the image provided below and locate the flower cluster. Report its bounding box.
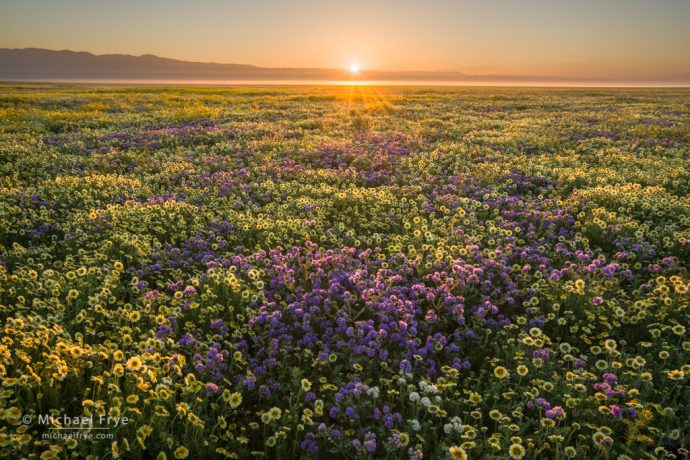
[0,86,688,459]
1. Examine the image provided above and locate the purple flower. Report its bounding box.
[545,406,565,419]
[602,373,617,383]
[345,407,359,420]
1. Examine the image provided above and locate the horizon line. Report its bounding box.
[2,79,689,89]
[3,47,689,84]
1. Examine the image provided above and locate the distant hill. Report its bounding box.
[0,48,350,81]
[1,48,688,85]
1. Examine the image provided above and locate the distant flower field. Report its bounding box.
[0,85,688,459]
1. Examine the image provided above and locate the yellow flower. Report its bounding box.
[177,403,189,416]
[516,365,528,376]
[300,378,312,391]
[494,366,509,379]
[449,446,468,460]
[508,444,525,460]
[113,364,125,377]
[667,370,685,380]
[138,425,153,439]
[126,357,143,372]
[40,450,57,460]
[268,407,282,421]
[174,446,189,459]
[229,392,242,408]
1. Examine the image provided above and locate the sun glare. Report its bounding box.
[350,63,360,73]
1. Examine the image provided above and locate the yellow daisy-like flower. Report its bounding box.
[449,446,468,460]
[508,444,525,460]
[113,364,125,377]
[229,392,242,408]
[268,407,282,421]
[174,446,189,459]
[40,450,57,460]
[494,366,509,379]
[667,370,685,380]
[516,365,528,376]
[126,357,143,372]
[300,378,312,391]
[176,403,189,416]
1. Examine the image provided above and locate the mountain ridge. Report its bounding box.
[1,48,689,84]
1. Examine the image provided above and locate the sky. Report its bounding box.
[1,0,689,79]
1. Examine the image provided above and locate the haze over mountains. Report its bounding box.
[1,48,688,86]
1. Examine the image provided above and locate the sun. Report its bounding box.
[350,63,360,73]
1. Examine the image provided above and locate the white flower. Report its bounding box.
[367,386,380,398]
[443,417,464,434]
[409,392,420,403]
[410,419,421,431]
[421,397,432,408]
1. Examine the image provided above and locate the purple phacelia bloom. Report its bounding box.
[602,373,617,383]
[345,407,359,420]
[545,406,565,419]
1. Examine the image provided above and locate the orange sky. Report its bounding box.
[1,0,689,79]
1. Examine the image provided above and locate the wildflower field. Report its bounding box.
[1,84,689,460]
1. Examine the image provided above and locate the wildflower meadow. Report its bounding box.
[0,85,688,459]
